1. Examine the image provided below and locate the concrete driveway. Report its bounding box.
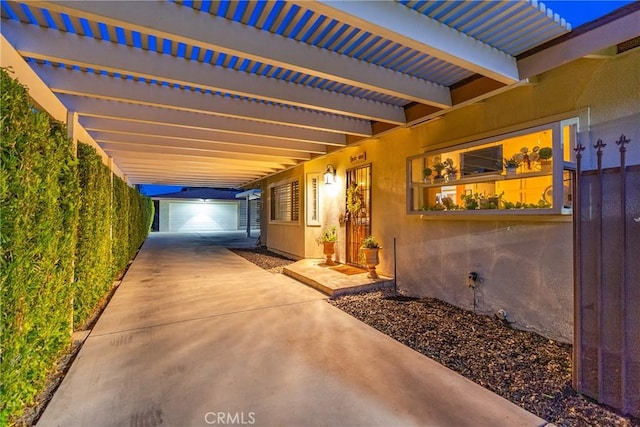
[38,232,548,427]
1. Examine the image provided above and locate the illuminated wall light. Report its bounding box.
[324,164,336,185]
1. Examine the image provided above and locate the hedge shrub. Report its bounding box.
[74,143,113,327]
[1,69,79,423]
[1,70,154,423]
[112,176,153,276]
[111,175,131,276]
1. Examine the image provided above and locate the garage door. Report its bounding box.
[168,202,238,232]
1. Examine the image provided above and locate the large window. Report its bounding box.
[270,180,299,222]
[407,120,577,217]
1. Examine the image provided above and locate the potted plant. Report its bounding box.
[360,235,381,279]
[422,166,432,183]
[432,162,446,183]
[444,158,458,182]
[537,147,552,173]
[316,226,337,266]
[460,193,479,210]
[503,156,520,176]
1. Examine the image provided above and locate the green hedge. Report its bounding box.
[111,175,131,276]
[1,70,154,423]
[75,143,113,327]
[1,69,79,423]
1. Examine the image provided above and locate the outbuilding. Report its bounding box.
[151,188,260,233]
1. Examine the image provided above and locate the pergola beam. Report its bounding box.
[100,143,298,166]
[93,133,311,161]
[32,64,373,137]
[32,0,452,108]
[305,1,520,85]
[2,20,406,124]
[57,95,346,146]
[81,117,327,154]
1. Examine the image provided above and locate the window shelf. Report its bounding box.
[407,121,576,217]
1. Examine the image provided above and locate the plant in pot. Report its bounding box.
[537,147,552,173]
[460,192,479,210]
[316,226,338,266]
[360,235,381,279]
[444,158,458,182]
[503,156,520,176]
[432,162,446,183]
[422,167,433,183]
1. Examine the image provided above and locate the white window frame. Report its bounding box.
[270,180,300,223]
[305,173,321,226]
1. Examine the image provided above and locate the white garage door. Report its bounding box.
[168,202,238,232]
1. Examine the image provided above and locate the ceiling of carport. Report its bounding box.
[0,0,572,188]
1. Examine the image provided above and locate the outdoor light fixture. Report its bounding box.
[324,164,336,185]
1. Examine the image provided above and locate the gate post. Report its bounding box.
[573,141,585,390]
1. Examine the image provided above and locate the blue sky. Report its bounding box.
[138,0,634,196]
[542,1,634,27]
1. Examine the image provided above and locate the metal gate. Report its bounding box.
[345,165,371,266]
[574,135,640,417]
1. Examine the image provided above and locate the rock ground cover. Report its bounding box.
[232,247,638,427]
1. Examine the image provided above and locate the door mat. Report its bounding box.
[330,264,367,275]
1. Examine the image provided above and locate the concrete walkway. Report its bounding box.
[38,232,548,427]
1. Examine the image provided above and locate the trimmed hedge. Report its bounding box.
[1,69,79,423]
[75,143,113,327]
[1,70,154,423]
[111,174,131,276]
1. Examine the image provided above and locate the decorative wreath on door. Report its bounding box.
[346,182,363,221]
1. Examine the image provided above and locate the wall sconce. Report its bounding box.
[324,164,336,185]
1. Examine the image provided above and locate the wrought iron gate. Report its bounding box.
[346,165,371,266]
[574,134,639,417]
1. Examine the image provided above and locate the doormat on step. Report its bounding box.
[330,264,367,275]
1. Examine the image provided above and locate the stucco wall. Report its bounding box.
[262,167,306,259]
[259,51,639,342]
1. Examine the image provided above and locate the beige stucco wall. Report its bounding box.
[261,166,306,259]
[259,50,639,343]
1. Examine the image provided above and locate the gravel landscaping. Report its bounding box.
[232,247,639,427]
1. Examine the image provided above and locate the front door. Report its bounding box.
[345,165,371,266]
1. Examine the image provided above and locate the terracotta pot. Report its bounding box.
[323,241,336,266]
[361,247,380,279]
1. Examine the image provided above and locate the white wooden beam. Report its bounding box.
[92,132,311,160]
[105,151,279,172]
[115,162,267,176]
[33,0,451,108]
[80,117,327,154]
[57,95,346,146]
[305,1,520,84]
[0,34,128,179]
[31,64,372,136]
[2,20,406,124]
[100,143,299,166]
[518,8,640,78]
[0,33,67,121]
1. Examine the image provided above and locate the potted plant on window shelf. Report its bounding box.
[422,167,433,183]
[537,147,552,173]
[503,156,520,176]
[360,235,381,279]
[432,162,446,183]
[316,226,338,266]
[444,158,458,182]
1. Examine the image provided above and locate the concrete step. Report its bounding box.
[283,258,394,297]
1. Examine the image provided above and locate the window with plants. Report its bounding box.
[407,121,575,216]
